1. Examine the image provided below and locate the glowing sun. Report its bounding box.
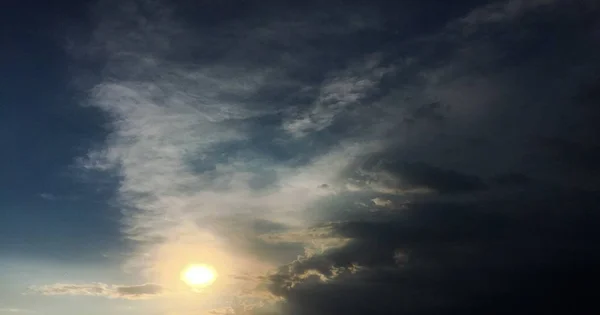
[181,264,217,287]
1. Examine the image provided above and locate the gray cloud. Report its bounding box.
[402,101,449,125]
[493,172,531,186]
[283,55,394,137]
[0,309,36,314]
[459,0,558,27]
[343,152,487,195]
[27,283,164,300]
[60,0,600,313]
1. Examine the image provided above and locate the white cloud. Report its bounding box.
[27,283,164,300]
[371,197,393,208]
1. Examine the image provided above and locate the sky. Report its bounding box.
[1,0,600,314]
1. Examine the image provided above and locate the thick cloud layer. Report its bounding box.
[32,0,600,314]
[267,190,600,314]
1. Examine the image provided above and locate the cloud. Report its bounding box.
[264,190,600,315]
[0,309,36,314]
[39,193,57,200]
[206,307,235,315]
[66,0,390,311]
[283,55,394,137]
[344,152,487,195]
[60,0,600,313]
[371,197,393,208]
[459,0,557,27]
[259,225,352,259]
[402,101,449,125]
[386,161,487,194]
[27,283,164,300]
[493,172,531,186]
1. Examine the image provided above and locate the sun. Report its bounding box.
[181,264,217,287]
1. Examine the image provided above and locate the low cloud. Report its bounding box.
[27,283,164,300]
[371,197,393,208]
[0,309,36,314]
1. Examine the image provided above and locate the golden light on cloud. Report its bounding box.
[181,264,217,288]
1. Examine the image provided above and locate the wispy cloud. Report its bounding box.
[0,309,36,314]
[284,55,393,137]
[459,0,557,27]
[27,283,164,300]
[38,193,57,200]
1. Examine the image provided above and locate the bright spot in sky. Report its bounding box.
[181,264,217,287]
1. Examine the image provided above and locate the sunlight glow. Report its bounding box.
[181,264,217,288]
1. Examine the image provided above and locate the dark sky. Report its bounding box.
[1,0,599,314]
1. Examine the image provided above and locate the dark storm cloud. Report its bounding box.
[384,161,487,194]
[524,137,600,190]
[265,189,600,315]
[233,1,600,314]
[344,151,487,195]
[403,101,449,124]
[538,137,600,174]
[492,172,531,186]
